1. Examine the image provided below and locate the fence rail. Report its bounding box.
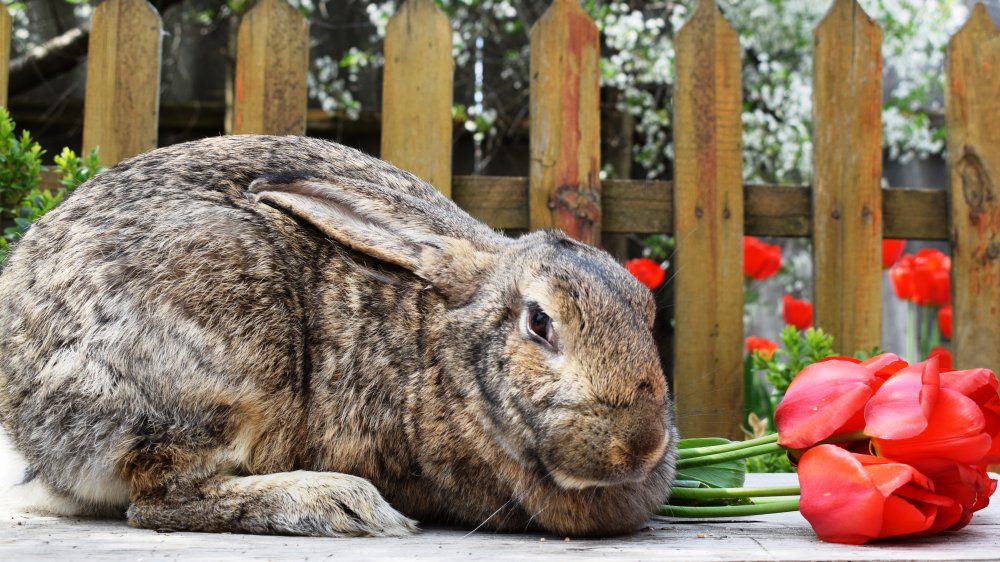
[3,0,998,439]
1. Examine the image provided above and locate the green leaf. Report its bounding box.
[675,438,747,489]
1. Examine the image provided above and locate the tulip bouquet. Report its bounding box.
[662,353,999,545]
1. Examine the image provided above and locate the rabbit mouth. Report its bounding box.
[542,431,671,491]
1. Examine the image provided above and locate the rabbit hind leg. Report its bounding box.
[124,451,417,537]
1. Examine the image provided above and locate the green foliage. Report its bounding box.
[754,326,836,395]
[0,107,43,219]
[639,233,674,263]
[0,110,102,265]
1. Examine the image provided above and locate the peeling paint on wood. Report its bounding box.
[946,5,1000,372]
[529,0,601,245]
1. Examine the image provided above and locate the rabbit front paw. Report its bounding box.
[128,471,417,537]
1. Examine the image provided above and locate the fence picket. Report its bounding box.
[0,4,10,107]
[529,0,601,245]
[381,0,453,196]
[812,0,883,355]
[673,0,744,439]
[82,0,161,165]
[233,0,308,136]
[946,4,1000,372]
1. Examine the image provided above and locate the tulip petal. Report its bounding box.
[874,389,991,466]
[776,360,876,448]
[861,353,908,381]
[941,369,1000,463]
[798,446,885,544]
[865,360,939,439]
[879,495,937,539]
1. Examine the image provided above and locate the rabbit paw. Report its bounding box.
[128,471,418,537]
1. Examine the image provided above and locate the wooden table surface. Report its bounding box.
[3,430,999,561]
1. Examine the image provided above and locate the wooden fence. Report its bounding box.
[1,0,997,439]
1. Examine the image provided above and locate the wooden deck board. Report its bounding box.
[3,431,999,561]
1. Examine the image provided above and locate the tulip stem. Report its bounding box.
[659,498,800,518]
[675,442,784,469]
[677,433,780,459]
[677,433,778,459]
[669,486,800,500]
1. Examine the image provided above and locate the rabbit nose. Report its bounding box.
[609,398,669,474]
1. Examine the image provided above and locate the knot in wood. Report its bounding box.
[551,184,601,224]
[958,146,994,221]
[987,241,1000,261]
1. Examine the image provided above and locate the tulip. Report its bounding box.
[938,305,952,340]
[918,459,997,534]
[939,367,1000,464]
[882,239,906,269]
[911,248,951,307]
[867,359,993,469]
[798,445,957,544]
[745,336,779,359]
[782,294,813,330]
[889,254,916,300]
[625,257,665,290]
[775,354,906,449]
[743,236,781,280]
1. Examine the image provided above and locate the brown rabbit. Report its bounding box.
[0,135,676,537]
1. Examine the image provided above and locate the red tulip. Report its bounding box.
[882,239,906,269]
[938,305,952,340]
[918,460,997,534]
[775,354,906,449]
[928,346,953,371]
[782,294,813,330]
[867,359,993,469]
[890,248,951,306]
[745,336,779,359]
[798,445,956,544]
[625,257,665,290]
[743,236,781,280]
[889,254,916,300]
[939,368,1000,464]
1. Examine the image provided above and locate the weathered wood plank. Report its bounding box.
[453,175,529,231]
[3,431,998,561]
[745,184,811,237]
[0,4,10,108]
[381,0,453,196]
[453,177,945,239]
[883,187,949,240]
[82,0,162,165]
[812,0,883,355]
[672,0,744,440]
[946,5,1000,373]
[232,0,308,135]
[529,0,601,245]
[602,179,672,234]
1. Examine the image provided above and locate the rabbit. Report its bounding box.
[0,135,676,538]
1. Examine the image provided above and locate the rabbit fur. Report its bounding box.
[0,135,676,537]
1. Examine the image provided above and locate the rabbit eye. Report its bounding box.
[526,305,556,349]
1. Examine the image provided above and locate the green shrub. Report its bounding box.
[0,110,102,265]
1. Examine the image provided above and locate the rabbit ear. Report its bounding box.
[249,175,494,304]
